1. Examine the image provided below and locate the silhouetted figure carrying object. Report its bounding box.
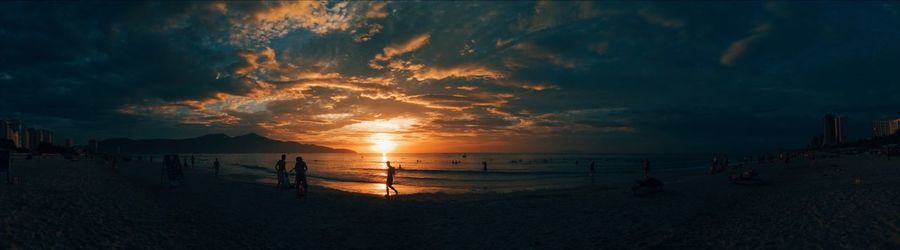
[291,157,308,198]
[162,154,185,187]
[274,154,288,189]
[642,159,650,179]
[633,159,663,195]
[213,158,220,178]
[482,161,487,172]
[1,150,11,184]
[385,161,398,196]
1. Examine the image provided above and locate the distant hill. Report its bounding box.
[98,133,355,154]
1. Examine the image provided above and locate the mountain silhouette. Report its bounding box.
[98,133,355,154]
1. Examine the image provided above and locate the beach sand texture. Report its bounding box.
[1,155,899,249]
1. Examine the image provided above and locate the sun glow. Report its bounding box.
[370,133,397,154]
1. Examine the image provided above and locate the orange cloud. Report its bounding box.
[512,43,576,68]
[233,47,277,75]
[369,33,431,68]
[410,64,504,81]
[231,2,360,46]
[365,1,389,18]
[638,8,684,29]
[720,23,771,65]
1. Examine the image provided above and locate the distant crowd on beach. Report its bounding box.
[6,145,898,200]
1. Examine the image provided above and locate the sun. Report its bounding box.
[370,133,397,154]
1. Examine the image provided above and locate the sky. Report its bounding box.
[2,1,900,153]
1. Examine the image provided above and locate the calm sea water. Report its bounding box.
[169,153,715,195]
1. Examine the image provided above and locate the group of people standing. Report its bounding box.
[274,154,308,198]
[269,155,398,197]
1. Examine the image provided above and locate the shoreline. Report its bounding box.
[2,154,899,248]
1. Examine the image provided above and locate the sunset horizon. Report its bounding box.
[3,1,900,249]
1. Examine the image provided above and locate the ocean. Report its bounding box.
[160,153,722,195]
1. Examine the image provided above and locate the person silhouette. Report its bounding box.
[274,154,287,189]
[482,161,487,172]
[590,161,596,174]
[291,157,308,197]
[213,158,220,178]
[642,159,650,179]
[385,161,398,196]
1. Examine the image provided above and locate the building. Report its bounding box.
[835,115,847,143]
[823,114,848,145]
[4,120,23,148]
[27,128,40,150]
[823,114,836,146]
[891,119,900,135]
[1,120,56,150]
[872,118,900,137]
[874,120,892,137]
[40,129,53,145]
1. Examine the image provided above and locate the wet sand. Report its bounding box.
[1,155,899,249]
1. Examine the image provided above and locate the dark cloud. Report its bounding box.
[3,1,900,153]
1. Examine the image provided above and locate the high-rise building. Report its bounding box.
[874,120,892,137]
[19,128,34,148]
[835,115,847,143]
[1,120,56,149]
[873,119,900,137]
[40,129,53,144]
[891,119,900,135]
[823,114,836,145]
[27,128,40,150]
[8,120,23,148]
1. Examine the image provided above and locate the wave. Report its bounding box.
[395,168,579,176]
[232,164,275,173]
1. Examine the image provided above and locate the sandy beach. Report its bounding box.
[1,154,899,249]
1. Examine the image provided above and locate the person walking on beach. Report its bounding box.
[291,157,308,197]
[274,154,287,189]
[642,159,650,179]
[385,161,398,196]
[213,158,220,178]
[709,156,720,175]
[482,161,488,172]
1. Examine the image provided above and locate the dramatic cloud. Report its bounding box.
[720,23,771,65]
[369,33,431,69]
[3,1,900,153]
